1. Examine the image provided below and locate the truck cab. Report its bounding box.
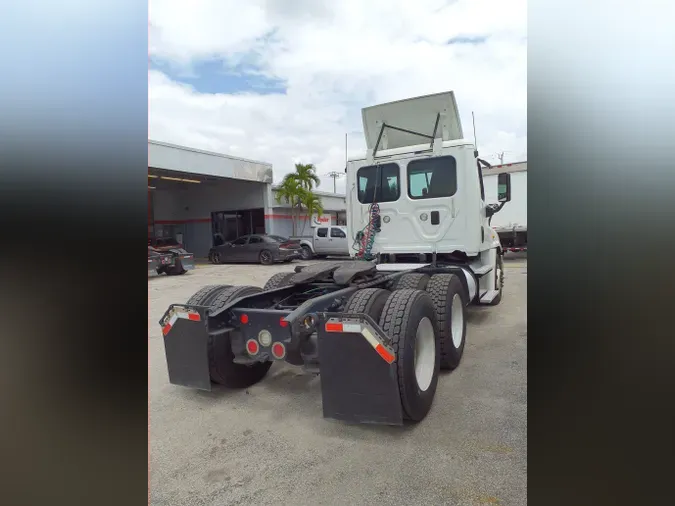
[346,91,510,268]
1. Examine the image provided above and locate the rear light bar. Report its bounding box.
[324,319,395,364]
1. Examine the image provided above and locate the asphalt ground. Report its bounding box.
[149,257,527,506]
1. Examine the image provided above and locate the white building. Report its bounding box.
[148,140,346,257]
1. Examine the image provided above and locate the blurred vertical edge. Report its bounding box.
[0,1,149,505]
[528,1,675,505]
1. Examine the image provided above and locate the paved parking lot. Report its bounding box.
[149,258,527,506]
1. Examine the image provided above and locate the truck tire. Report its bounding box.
[425,274,468,370]
[186,284,232,306]
[390,272,430,291]
[207,286,273,388]
[263,272,295,291]
[343,288,391,321]
[379,288,440,422]
[300,245,313,260]
[487,254,504,306]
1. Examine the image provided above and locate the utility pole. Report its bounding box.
[325,171,343,193]
[497,151,505,164]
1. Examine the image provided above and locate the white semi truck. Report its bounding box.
[159,91,515,425]
[482,162,527,252]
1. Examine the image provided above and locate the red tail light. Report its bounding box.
[271,342,286,359]
[246,339,259,355]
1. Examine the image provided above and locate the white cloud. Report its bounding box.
[149,0,527,194]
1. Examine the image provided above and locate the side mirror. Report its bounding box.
[498,172,511,203]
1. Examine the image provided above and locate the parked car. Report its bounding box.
[148,246,174,275]
[296,225,350,260]
[209,234,302,265]
[148,238,195,275]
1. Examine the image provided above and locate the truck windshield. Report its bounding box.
[357,163,400,204]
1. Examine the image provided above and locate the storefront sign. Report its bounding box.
[311,214,332,227]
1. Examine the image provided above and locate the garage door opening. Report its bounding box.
[212,208,265,245]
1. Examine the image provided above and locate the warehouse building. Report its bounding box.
[148,140,346,258]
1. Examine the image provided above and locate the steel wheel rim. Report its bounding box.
[450,294,463,348]
[414,316,436,392]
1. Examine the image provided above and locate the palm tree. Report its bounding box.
[275,174,303,236]
[297,188,324,236]
[300,188,323,217]
[276,164,324,237]
[293,163,320,191]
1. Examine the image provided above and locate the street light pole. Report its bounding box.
[326,171,342,193]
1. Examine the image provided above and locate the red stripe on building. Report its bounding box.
[264,214,311,220]
[154,218,212,224]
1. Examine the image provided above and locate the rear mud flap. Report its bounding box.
[317,324,403,425]
[161,305,212,391]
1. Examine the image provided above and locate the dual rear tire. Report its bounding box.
[425,274,467,370]
[388,272,468,370]
[343,287,441,422]
[187,284,273,388]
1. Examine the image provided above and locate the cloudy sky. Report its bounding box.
[149,0,527,194]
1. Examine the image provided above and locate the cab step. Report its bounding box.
[479,289,500,303]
